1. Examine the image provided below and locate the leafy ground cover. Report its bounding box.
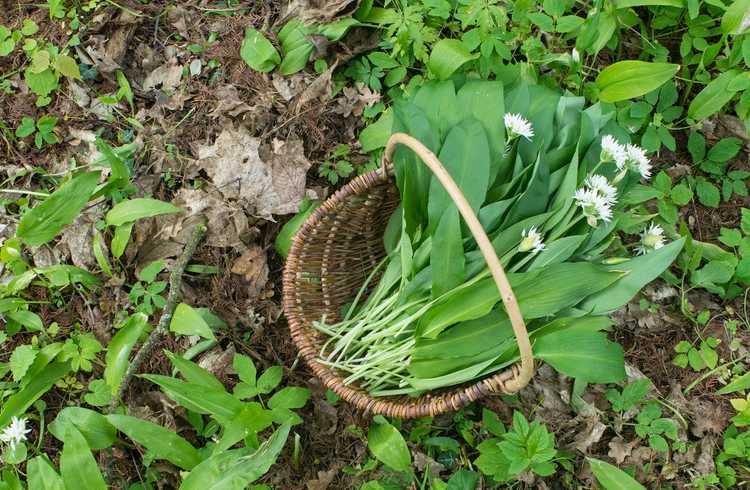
[1,0,750,488]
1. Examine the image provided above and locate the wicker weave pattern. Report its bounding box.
[283,166,528,419]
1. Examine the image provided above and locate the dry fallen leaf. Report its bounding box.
[195,126,311,218]
[198,344,236,380]
[335,82,381,118]
[608,436,638,465]
[143,60,183,92]
[164,188,250,249]
[574,417,607,454]
[60,206,103,270]
[231,246,269,300]
[306,468,338,490]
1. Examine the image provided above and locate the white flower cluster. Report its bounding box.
[574,174,617,227]
[504,113,534,141]
[636,223,666,255]
[0,417,30,451]
[600,134,652,181]
[519,226,545,254]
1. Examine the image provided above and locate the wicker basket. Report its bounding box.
[283,133,534,418]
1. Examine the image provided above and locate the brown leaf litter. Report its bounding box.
[193,125,311,218]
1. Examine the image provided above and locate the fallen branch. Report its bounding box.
[109,217,208,412]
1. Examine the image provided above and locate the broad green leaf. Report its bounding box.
[141,374,242,420]
[48,407,117,450]
[721,0,750,34]
[170,303,216,340]
[60,426,107,490]
[54,54,80,79]
[257,366,284,394]
[111,222,133,258]
[278,19,313,75]
[179,424,290,490]
[105,198,182,226]
[456,80,505,178]
[528,235,587,270]
[420,262,622,338]
[614,0,683,6]
[718,372,750,395]
[428,39,479,80]
[166,351,225,391]
[17,171,100,246]
[535,330,625,383]
[27,456,64,490]
[92,229,112,276]
[0,362,69,427]
[268,387,311,410]
[431,208,464,297]
[107,414,201,470]
[368,417,411,472]
[596,61,679,102]
[588,458,646,489]
[688,71,748,121]
[240,28,280,72]
[580,238,685,314]
[6,309,43,331]
[31,50,50,73]
[104,313,147,394]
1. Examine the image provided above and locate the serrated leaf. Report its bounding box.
[54,54,80,79]
[10,345,37,382]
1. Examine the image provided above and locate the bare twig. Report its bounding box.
[109,217,208,412]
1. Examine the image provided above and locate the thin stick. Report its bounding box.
[109,218,208,411]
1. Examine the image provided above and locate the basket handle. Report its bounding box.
[383,132,534,393]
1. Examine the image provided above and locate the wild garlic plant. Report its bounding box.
[314,79,682,396]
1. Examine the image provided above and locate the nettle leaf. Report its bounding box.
[54,54,81,79]
[257,366,284,394]
[719,227,743,248]
[670,184,693,206]
[17,171,100,247]
[696,180,720,208]
[707,138,742,162]
[596,61,679,102]
[741,209,750,235]
[268,387,311,410]
[10,344,37,382]
[240,28,280,72]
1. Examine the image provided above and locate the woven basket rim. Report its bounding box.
[283,166,525,419]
